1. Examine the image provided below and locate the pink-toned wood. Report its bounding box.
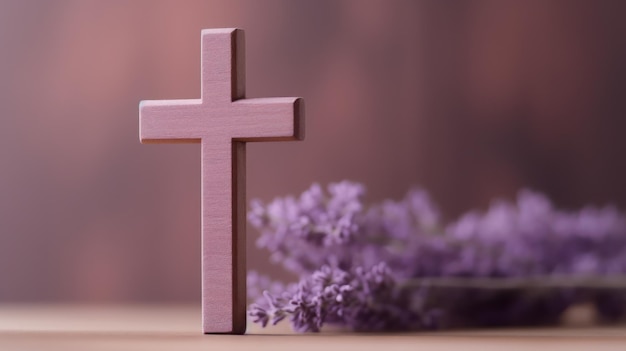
[3,305,625,350]
[139,28,304,334]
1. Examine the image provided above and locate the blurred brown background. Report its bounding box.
[0,0,625,302]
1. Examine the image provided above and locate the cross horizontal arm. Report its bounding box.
[139,99,204,143]
[230,97,304,141]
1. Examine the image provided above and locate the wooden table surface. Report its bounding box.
[1,305,625,350]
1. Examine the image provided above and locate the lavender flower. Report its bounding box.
[248,182,626,332]
[248,181,366,274]
[248,263,435,332]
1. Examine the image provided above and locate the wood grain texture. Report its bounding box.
[1,305,625,351]
[139,28,304,334]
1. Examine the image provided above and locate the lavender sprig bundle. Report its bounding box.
[248,181,626,331]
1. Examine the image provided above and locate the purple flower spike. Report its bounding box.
[248,181,626,332]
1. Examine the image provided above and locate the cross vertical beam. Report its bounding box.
[139,28,304,334]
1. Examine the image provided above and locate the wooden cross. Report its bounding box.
[139,28,304,334]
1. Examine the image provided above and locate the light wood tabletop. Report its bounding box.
[0,305,625,350]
